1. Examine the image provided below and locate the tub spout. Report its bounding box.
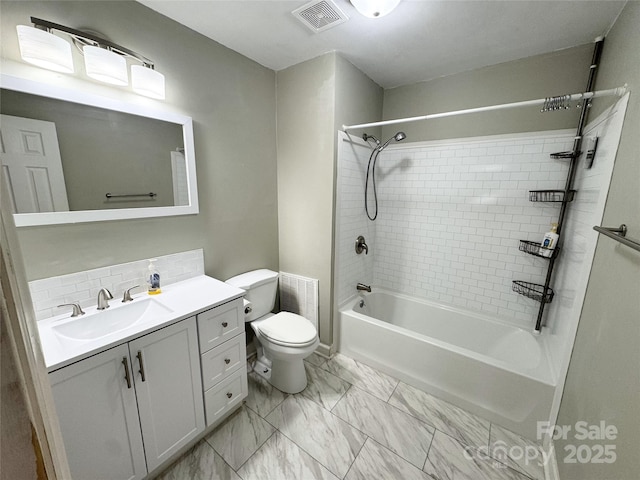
[356,283,371,293]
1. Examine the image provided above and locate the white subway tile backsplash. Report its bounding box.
[29,249,204,321]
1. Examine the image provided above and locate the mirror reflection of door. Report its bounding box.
[0,115,69,213]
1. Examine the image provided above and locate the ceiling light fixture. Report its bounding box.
[350,0,401,18]
[16,17,165,100]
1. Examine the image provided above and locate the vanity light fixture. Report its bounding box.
[16,17,165,99]
[350,0,401,18]
[131,65,165,100]
[16,25,74,73]
[83,45,128,86]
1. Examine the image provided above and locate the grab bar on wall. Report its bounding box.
[105,192,157,199]
[593,224,640,253]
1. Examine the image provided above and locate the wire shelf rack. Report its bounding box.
[518,240,559,259]
[550,151,580,159]
[529,190,575,203]
[512,280,554,304]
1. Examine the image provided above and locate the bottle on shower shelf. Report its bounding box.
[540,223,559,257]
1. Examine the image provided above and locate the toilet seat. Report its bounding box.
[256,312,317,348]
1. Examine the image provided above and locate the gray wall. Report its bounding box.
[556,2,640,479]
[382,44,593,142]
[0,1,278,281]
[276,53,382,347]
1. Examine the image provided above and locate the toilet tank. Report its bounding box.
[225,269,279,321]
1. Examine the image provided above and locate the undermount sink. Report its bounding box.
[53,298,174,341]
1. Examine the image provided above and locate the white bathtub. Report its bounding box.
[337,289,556,439]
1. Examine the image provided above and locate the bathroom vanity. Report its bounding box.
[38,276,247,480]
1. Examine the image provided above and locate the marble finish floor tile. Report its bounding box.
[424,431,533,480]
[244,371,288,418]
[300,362,351,410]
[389,382,490,447]
[237,431,339,480]
[305,352,328,367]
[266,395,367,478]
[489,424,545,480]
[321,353,399,401]
[346,438,432,480]
[332,386,434,469]
[156,440,240,480]
[205,406,275,470]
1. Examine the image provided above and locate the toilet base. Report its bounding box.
[268,357,308,394]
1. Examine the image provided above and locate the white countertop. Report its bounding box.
[38,275,245,372]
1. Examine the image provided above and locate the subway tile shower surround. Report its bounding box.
[29,249,204,320]
[337,132,574,328]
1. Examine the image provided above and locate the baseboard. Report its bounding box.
[315,342,332,358]
[544,440,560,480]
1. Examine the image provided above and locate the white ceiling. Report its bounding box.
[138,0,625,89]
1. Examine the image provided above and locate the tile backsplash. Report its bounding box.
[29,249,204,320]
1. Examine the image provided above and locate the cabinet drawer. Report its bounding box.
[197,299,243,352]
[201,333,246,391]
[204,368,248,426]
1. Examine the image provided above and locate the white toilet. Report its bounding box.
[226,269,319,394]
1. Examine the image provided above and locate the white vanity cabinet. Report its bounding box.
[197,299,248,426]
[49,316,204,479]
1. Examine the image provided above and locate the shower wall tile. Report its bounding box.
[29,249,205,320]
[336,132,575,328]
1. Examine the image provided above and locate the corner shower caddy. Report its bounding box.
[512,38,605,332]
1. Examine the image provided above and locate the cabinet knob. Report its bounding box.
[226,392,233,399]
[224,358,231,364]
[221,322,228,328]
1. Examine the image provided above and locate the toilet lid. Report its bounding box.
[257,312,317,346]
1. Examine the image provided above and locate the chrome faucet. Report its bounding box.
[122,285,140,303]
[356,283,371,293]
[57,303,85,317]
[97,288,114,310]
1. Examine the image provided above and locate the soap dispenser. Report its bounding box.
[146,258,161,295]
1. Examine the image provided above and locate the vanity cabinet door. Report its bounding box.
[129,316,205,473]
[49,344,147,480]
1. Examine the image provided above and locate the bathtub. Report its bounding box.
[337,289,556,439]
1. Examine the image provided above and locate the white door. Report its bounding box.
[130,317,205,472]
[0,114,69,213]
[49,344,147,480]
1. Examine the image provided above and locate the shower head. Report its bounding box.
[378,131,407,151]
[394,132,406,142]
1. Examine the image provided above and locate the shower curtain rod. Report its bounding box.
[341,86,627,131]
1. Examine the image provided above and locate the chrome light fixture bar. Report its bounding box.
[17,17,165,99]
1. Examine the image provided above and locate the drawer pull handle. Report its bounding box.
[222,322,228,328]
[224,358,231,364]
[226,392,233,399]
[122,357,132,389]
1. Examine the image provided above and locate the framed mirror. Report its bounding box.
[0,74,198,226]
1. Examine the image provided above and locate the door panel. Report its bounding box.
[0,114,69,213]
[49,344,147,480]
[130,317,205,472]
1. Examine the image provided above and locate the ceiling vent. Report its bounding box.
[292,0,349,33]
